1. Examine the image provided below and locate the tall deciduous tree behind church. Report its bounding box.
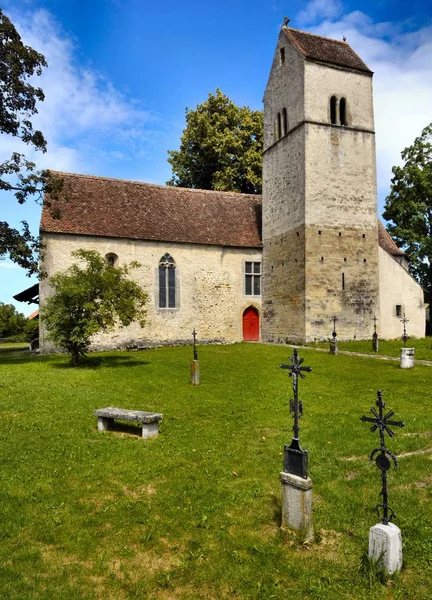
[383,123,432,301]
[167,89,263,194]
[0,9,61,274]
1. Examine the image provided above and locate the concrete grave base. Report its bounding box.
[400,348,414,369]
[329,341,338,355]
[191,359,200,385]
[369,522,402,574]
[280,471,313,541]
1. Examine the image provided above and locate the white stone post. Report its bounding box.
[191,359,200,385]
[400,347,414,369]
[142,421,159,439]
[369,522,402,574]
[97,417,111,432]
[280,471,313,541]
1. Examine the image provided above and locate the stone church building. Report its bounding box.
[39,24,425,353]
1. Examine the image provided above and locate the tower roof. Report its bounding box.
[283,27,372,74]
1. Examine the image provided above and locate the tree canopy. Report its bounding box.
[0,9,62,274]
[42,250,148,364]
[167,89,263,194]
[383,123,432,301]
[0,302,37,340]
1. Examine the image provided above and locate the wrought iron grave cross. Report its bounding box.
[192,328,198,361]
[400,313,409,347]
[330,315,338,340]
[280,349,312,479]
[373,315,378,338]
[361,390,405,525]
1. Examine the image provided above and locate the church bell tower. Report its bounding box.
[262,23,380,342]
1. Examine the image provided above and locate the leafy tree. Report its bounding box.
[167,89,263,194]
[0,302,28,338]
[383,123,432,301]
[0,9,63,274]
[42,250,148,365]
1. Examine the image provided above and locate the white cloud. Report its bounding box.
[304,10,432,213]
[0,8,158,175]
[297,0,343,25]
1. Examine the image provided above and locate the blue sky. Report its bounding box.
[1,0,432,314]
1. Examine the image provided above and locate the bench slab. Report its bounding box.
[94,407,163,439]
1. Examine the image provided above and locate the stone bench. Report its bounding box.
[94,407,163,439]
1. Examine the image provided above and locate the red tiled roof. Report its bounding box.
[284,27,372,74]
[378,220,405,257]
[41,172,262,248]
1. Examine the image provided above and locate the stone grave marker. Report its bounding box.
[279,348,313,540]
[361,390,405,573]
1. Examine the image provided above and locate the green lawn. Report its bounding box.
[0,343,431,599]
[307,336,432,361]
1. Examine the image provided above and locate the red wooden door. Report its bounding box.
[243,307,260,341]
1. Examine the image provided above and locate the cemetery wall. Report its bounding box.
[378,247,425,339]
[39,233,262,353]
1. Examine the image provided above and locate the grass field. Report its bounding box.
[0,343,431,599]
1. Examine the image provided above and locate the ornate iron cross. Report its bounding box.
[330,315,338,340]
[361,390,405,525]
[280,348,312,478]
[400,313,409,347]
[192,328,198,361]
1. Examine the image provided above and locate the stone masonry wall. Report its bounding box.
[379,247,425,339]
[39,233,262,353]
[262,226,306,342]
[305,225,379,341]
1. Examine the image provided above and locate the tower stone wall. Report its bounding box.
[262,27,381,342]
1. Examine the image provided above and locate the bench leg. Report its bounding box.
[98,417,112,432]
[142,422,159,439]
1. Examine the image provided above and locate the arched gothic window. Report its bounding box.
[277,112,282,140]
[158,253,176,308]
[330,96,337,124]
[282,108,288,135]
[340,97,347,126]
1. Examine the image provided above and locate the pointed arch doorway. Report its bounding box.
[243,306,260,341]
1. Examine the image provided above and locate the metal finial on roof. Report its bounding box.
[283,17,290,26]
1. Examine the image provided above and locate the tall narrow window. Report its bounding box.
[277,112,282,140]
[279,47,285,65]
[159,253,176,308]
[340,97,347,125]
[330,96,337,124]
[342,272,345,290]
[282,107,288,135]
[245,261,261,296]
